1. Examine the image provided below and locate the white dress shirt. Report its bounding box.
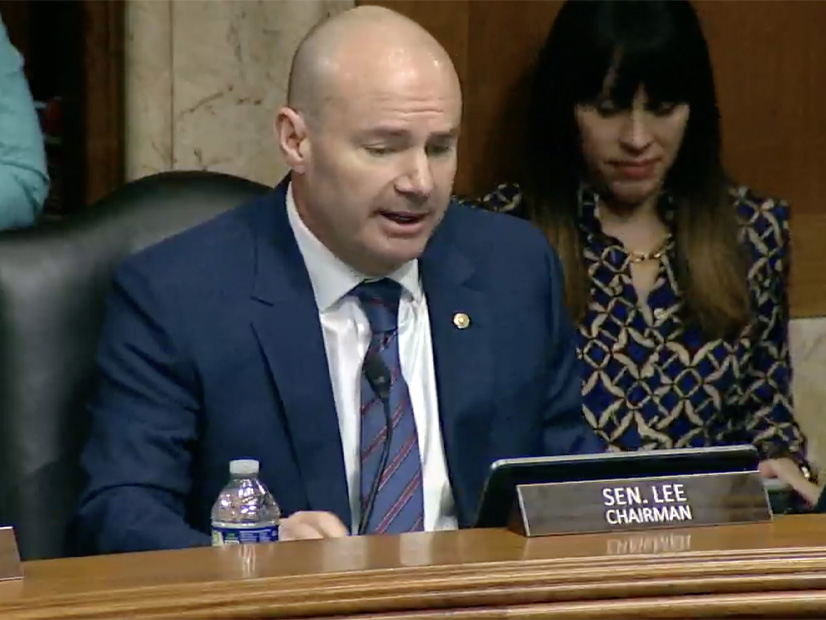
[285,184,458,533]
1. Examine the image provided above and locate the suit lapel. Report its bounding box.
[248,181,351,527]
[420,210,495,526]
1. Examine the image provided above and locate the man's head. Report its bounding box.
[276,6,462,276]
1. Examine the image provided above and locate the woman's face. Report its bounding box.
[575,85,689,208]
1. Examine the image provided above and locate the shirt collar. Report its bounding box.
[285,182,422,312]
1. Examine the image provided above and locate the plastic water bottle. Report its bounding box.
[211,459,281,546]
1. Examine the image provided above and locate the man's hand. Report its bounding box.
[759,458,821,505]
[278,511,349,541]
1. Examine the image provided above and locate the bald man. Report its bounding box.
[74,7,601,554]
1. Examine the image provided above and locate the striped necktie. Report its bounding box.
[353,279,424,534]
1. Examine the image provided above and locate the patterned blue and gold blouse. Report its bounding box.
[471,183,808,467]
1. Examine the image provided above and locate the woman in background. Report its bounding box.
[476,0,819,504]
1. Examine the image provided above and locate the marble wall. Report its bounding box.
[789,318,826,473]
[124,0,354,185]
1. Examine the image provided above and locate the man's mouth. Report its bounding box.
[378,211,427,225]
[376,210,431,237]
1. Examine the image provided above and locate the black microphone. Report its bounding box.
[363,351,391,403]
[358,351,394,535]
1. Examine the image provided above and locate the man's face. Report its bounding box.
[290,58,461,276]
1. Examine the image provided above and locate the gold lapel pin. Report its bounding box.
[453,312,470,329]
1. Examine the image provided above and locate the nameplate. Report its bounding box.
[508,470,771,537]
[0,527,22,581]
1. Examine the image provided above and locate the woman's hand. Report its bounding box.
[759,458,821,506]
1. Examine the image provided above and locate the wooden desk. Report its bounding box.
[2,515,826,619]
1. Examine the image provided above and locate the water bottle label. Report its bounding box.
[211,524,279,546]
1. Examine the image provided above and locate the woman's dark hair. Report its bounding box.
[523,0,749,337]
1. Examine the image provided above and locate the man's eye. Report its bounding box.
[365,145,393,156]
[426,144,454,157]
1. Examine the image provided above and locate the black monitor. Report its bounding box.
[474,445,759,528]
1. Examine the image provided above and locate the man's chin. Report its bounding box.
[355,223,438,274]
[374,243,429,274]
[387,245,427,267]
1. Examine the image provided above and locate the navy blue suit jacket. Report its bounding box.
[75,180,602,553]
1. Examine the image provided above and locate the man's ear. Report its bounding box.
[275,107,310,173]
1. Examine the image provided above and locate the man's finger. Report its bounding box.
[308,512,349,538]
[279,519,324,541]
[278,511,349,541]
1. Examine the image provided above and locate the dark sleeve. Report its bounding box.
[74,259,211,553]
[540,242,605,456]
[736,199,809,467]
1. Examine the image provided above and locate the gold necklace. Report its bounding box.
[592,198,671,265]
[627,238,670,264]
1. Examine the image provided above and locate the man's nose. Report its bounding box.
[395,150,434,200]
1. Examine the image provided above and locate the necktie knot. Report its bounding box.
[353,279,402,335]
